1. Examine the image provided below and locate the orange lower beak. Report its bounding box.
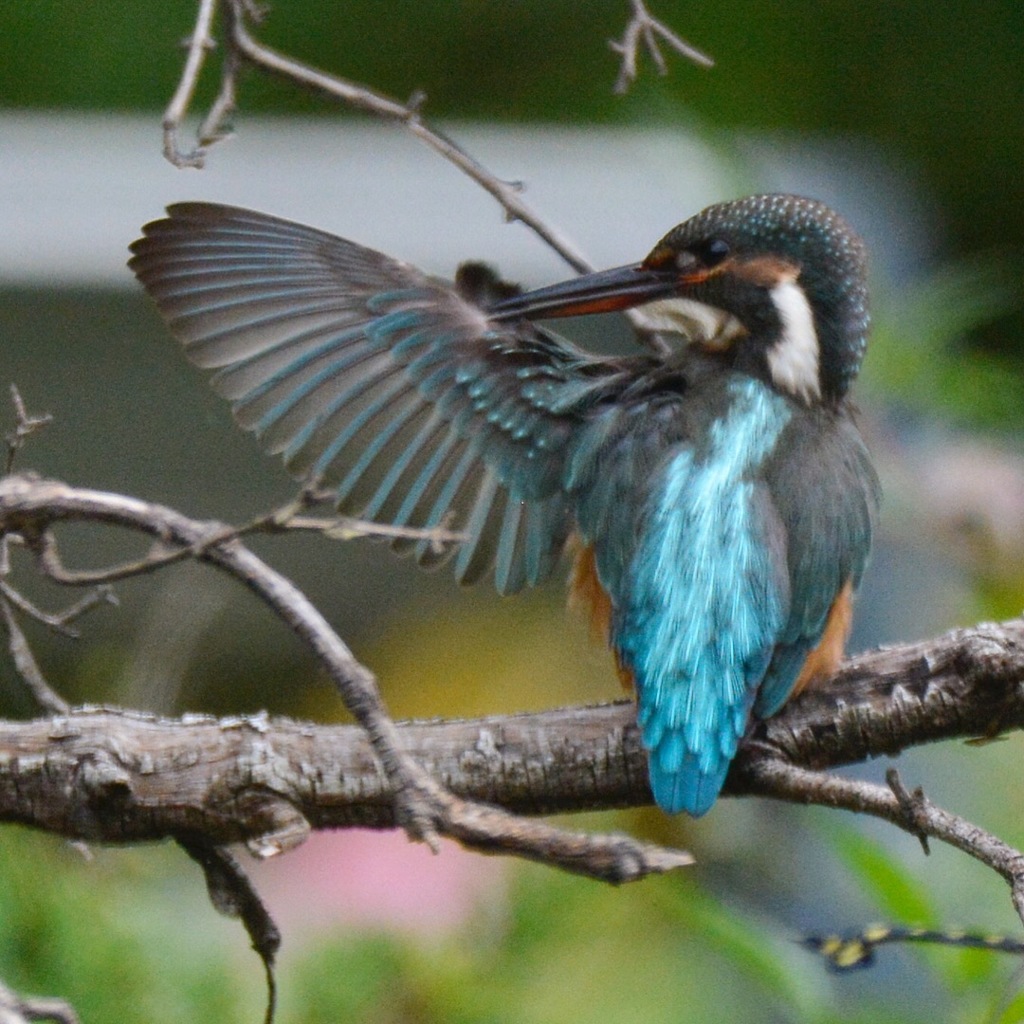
[488,263,680,322]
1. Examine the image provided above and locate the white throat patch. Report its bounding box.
[766,280,820,401]
[638,297,745,348]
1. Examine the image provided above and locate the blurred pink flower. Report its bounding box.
[250,829,506,938]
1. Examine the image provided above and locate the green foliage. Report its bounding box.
[826,821,941,928]
[866,256,1024,430]
[992,985,1024,1024]
[0,817,980,1024]
[822,820,1024,1016]
[0,829,250,1023]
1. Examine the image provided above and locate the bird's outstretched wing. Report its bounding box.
[129,203,641,593]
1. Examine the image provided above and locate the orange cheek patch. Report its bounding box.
[567,538,635,692]
[733,255,801,288]
[791,580,854,696]
[641,245,677,269]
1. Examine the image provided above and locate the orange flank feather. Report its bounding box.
[567,538,635,691]
[792,580,854,696]
[568,544,854,701]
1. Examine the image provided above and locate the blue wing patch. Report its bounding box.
[129,204,639,594]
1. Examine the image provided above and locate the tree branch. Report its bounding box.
[0,473,690,883]
[1,611,1021,839]
[751,617,1024,765]
[4,470,1024,917]
[162,0,220,167]
[159,0,682,354]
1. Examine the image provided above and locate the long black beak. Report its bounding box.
[488,263,680,322]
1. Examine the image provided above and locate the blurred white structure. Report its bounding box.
[1,113,933,288]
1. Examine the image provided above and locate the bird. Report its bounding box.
[129,193,880,817]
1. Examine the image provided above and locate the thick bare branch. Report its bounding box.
[4,473,1024,889]
[0,473,690,881]
[0,615,1020,881]
[0,707,690,882]
[1,605,1022,838]
[752,619,1024,766]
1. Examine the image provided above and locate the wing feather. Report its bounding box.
[130,202,642,591]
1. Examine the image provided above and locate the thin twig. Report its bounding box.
[610,0,714,95]
[36,525,214,586]
[886,767,930,855]
[220,0,596,275]
[162,0,220,167]
[0,597,69,714]
[284,515,465,549]
[196,25,239,148]
[30,495,464,589]
[5,386,52,475]
[736,755,1024,928]
[178,837,278,1024]
[254,485,466,546]
[0,577,115,637]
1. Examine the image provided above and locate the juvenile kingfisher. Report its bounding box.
[129,193,879,816]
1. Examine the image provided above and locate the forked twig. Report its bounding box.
[736,754,1024,928]
[159,0,691,354]
[5,385,52,474]
[610,0,714,94]
[0,575,115,637]
[162,0,220,167]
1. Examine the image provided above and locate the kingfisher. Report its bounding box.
[129,193,879,817]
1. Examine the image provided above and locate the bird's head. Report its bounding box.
[489,194,869,405]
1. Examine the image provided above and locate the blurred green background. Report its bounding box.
[2,2,1024,1023]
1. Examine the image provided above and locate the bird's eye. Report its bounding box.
[696,237,730,266]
